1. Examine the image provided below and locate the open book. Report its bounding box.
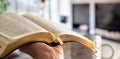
[0,13,96,58]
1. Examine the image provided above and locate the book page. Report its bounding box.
[0,13,48,40]
[23,14,96,51]
[23,14,88,39]
[23,14,69,36]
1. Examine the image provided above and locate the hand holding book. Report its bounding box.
[0,13,96,58]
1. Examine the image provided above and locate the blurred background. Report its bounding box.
[1,0,120,59]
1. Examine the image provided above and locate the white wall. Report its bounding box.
[50,0,60,23]
[59,0,72,29]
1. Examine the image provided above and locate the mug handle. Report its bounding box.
[102,44,114,59]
